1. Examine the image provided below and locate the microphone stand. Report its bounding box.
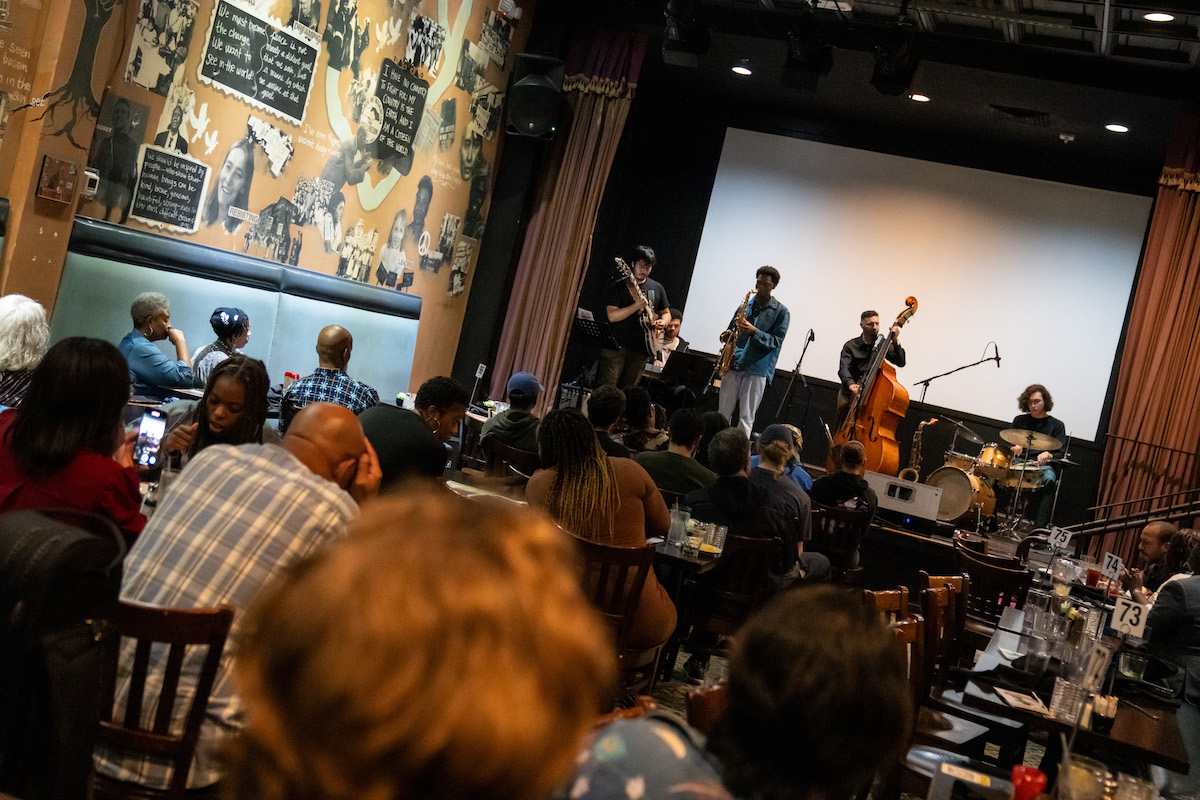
[913,354,1000,405]
[776,332,814,419]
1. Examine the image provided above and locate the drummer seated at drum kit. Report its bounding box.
[1006,383,1066,529]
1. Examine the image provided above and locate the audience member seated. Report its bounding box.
[191,307,250,387]
[0,338,145,544]
[160,355,279,470]
[810,439,878,521]
[359,403,448,490]
[620,385,666,453]
[412,375,470,444]
[226,490,615,800]
[92,403,382,793]
[118,291,193,401]
[695,411,730,472]
[527,408,676,649]
[559,585,911,800]
[480,371,542,454]
[279,324,379,433]
[1127,521,1180,598]
[0,294,48,408]
[750,422,813,492]
[635,408,716,495]
[652,307,688,367]
[587,385,632,459]
[750,424,830,584]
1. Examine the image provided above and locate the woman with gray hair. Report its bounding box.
[117,291,192,400]
[0,294,49,408]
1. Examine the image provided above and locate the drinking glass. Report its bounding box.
[1115,773,1157,800]
[1049,677,1088,723]
[1118,651,1148,682]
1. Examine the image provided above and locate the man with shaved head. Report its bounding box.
[93,403,382,792]
[279,324,379,433]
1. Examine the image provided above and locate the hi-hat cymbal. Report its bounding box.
[1052,457,1081,467]
[944,417,983,444]
[999,428,1063,452]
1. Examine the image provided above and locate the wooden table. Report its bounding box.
[653,539,724,575]
[962,607,1189,773]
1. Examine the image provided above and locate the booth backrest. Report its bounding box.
[50,219,421,401]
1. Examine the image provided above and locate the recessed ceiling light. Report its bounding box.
[908,93,930,102]
[1106,124,1129,133]
[1144,12,1175,22]
[732,59,752,76]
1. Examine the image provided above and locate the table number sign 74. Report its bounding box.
[1101,552,1123,580]
[1112,597,1148,638]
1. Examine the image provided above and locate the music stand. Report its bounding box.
[658,350,717,397]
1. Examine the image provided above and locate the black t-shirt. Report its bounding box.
[605,276,669,354]
[1010,413,1066,459]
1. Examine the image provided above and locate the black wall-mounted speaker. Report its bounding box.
[506,54,565,139]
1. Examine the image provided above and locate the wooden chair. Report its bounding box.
[810,500,872,586]
[279,394,302,433]
[863,586,910,624]
[920,571,970,675]
[483,439,540,480]
[572,537,664,700]
[685,681,728,736]
[954,545,1033,653]
[659,488,686,510]
[679,534,777,663]
[92,602,235,800]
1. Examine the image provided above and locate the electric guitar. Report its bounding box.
[615,257,662,358]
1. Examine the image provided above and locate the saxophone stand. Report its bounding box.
[775,329,815,423]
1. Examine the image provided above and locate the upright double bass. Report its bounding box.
[827,297,918,476]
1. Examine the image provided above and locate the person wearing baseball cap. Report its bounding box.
[750,424,829,586]
[191,306,250,387]
[480,371,543,455]
[750,422,813,492]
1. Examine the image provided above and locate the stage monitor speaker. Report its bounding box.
[864,471,942,534]
[506,54,564,139]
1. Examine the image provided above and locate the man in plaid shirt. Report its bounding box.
[278,325,379,433]
[92,403,382,792]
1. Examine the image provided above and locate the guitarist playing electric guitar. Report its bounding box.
[598,245,671,388]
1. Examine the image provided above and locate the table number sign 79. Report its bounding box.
[1112,597,1148,638]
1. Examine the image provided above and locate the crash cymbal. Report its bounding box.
[944,417,983,445]
[999,428,1063,452]
[1052,457,1081,467]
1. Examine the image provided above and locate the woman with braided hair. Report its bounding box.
[527,408,676,648]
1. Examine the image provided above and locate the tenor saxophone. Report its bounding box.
[898,417,937,482]
[717,291,754,378]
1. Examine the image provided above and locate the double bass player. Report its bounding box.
[836,309,907,430]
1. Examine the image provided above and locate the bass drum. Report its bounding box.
[925,466,996,524]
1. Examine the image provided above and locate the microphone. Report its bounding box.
[808,328,815,342]
[995,344,1001,368]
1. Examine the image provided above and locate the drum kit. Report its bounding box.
[923,421,1066,530]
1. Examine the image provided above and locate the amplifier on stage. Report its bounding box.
[864,471,942,535]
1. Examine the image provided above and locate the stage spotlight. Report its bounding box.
[870,22,919,96]
[663,0,710,67]
[782,14,833,91]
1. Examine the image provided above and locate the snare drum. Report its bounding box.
[975,443,1011,480]
[945,451,977,472]
[925,466,996,523]
[1003,462,1044,490]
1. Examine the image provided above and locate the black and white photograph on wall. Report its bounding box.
[125,0,199,96]
[336,220,379,283]
[321,127,373,192]
[454,39,487,93]
[288,0,323,37]
[437,98,456,151]
[203,137,256,233]
[433,211,461,273]
[459,124,484,180]
[323,0,370,73]
[244,197,298,262]
[470,80,504,140]
[293,176,333,225]
[247,115,295,176]
[87,93,150,225]
[463,171,487,240]
[349,68,379,123]
[479,8,512,68]
[154,103,189,153]
[317,188,347,252]
[376,208,407,287]
[407,14,446,77]
[448,238,474,297]
[0,92,12,151]
[410,175,433,246]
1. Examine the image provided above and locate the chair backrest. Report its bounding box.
[920,586,953,691]
[279,394,302,432]
[1015,534,1053,569]
[96,602,234,800]
[685,681,728,736]
[810,501,872,580]
[954,547,1032,626]
[689,533,777,610]
[659,488,685,511]
[484,438,540,479]
[863,586,911,624]
[920,571,970,679]
[571,536,654,653]
[954,538,1022,569]
[890,615,928,716]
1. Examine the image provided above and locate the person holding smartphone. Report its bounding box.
[0,338,145,544]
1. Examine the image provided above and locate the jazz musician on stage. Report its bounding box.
[718,266,789,437]
[836,310,906,428]
[598,245,670,388]
[1010,383,1066,529]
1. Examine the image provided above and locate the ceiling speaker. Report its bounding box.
[506,54,565,139]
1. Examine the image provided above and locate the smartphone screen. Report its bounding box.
[133,410,168,468]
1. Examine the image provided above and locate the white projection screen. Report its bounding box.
[686,128,1152,442]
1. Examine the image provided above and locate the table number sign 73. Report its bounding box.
[1112,597,1149,638]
